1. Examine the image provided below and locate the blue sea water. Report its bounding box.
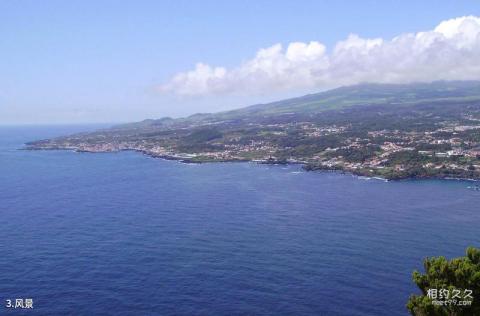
[0,125,479,316]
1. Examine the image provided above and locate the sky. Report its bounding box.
[1,0,480,124]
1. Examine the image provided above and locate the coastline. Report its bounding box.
[23,145,480,183]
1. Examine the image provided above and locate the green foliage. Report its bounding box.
[333,145,381,162]
[387,151,429,166]
[184,128,223,143]
[407,247,480,316]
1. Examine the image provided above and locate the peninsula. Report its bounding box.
[26,81,480,180]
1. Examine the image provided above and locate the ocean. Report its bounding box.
[1,125,479,315]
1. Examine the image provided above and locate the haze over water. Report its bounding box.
[1,126,479,315]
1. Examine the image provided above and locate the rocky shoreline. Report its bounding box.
[24,145,480,182]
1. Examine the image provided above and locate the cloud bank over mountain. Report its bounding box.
[159,16,480,96]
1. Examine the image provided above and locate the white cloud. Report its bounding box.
[159,16,480,96]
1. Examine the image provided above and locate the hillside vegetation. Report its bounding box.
[27,81,480,180]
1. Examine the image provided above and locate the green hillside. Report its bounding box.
[27,80,480,181]
[118,81,480,130]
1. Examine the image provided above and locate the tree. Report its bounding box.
[407,247,480,315]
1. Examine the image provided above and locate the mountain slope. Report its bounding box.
[221,80,480,116]
[26,81,480,180]
[115,81,480,130]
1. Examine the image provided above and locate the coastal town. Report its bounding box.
[27,99,480,181]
